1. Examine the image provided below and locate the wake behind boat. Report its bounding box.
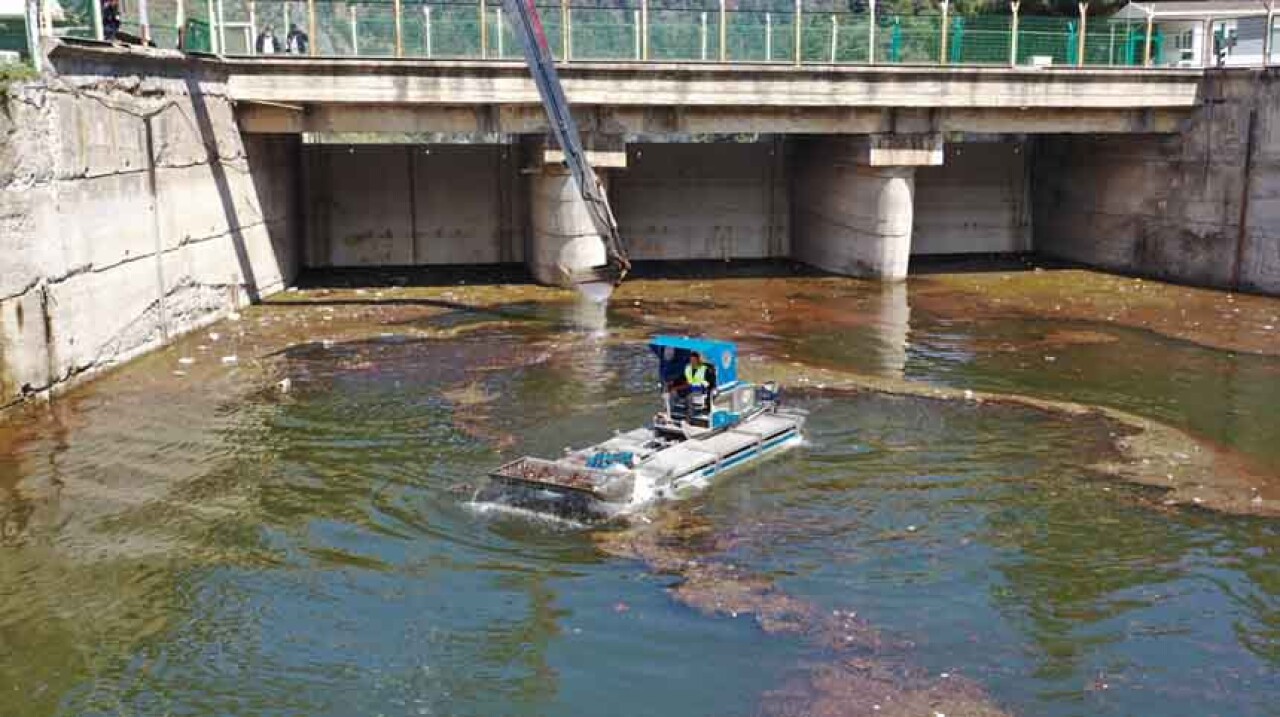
[475,336,806,521]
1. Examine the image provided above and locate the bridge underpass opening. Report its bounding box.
[297,134,1033,281]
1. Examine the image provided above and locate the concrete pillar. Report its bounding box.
[793,135,942,280]
[528,166,609,287]
[796,164,915,279]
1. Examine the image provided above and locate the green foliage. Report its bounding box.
[0,62,36,86]
[0,61,37,103]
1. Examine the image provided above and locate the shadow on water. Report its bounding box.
[292,259,823,293]
[294,264,537,289]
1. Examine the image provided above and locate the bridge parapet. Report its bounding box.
[225,57,1202,135]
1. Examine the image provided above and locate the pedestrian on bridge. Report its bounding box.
[102,0,121,41]
[286,24,309,54]
[256,26,280,54]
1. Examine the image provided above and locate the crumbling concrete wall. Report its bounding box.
[0,45,299,409]
[1034,70,1280,295]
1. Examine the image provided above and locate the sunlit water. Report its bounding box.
[0,273,1277,717]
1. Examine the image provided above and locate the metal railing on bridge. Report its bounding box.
[38,0,1280,69]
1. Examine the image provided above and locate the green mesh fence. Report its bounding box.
[1014,15,1070,64]
[647,9,710,60]
[66,0,1216,67]
[52,0,96,39]
[183,18,213,51]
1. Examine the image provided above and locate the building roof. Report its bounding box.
[1114,1,1275,21]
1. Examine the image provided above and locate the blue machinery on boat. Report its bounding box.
[501,0,631,286]
[478,338,806,521]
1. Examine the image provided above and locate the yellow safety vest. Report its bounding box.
[685,364,708,388]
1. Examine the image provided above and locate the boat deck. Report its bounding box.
[636,413,799,479]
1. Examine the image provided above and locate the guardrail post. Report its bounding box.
[868,0,876,63]
[1009,0,1019,66]
[480,0,488,58]
[425,6,432,57]
[1265,2,1275,66]
[1076,1,1087,66]
[91,0,103,40]
[24,0,41,72]
[1143,8,1153,66]
[793,0,802,65]
[349,4,358,55]
[765,11,771,60]
[939,0,948,63]
[248,0,257,52]
[394,0,403,56]
[561,0,570,60]
[205,0,214,51]
[830,15,837,62]
[307,0,316,55]
[641,0,649,59]
[215,0,225,52]
[701,11,708,60]
[1200,18,1211,66]
[719,0,727,61]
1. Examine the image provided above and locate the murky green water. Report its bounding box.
[1,272,1277,717]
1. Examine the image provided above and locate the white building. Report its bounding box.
[1113,1,1276,66]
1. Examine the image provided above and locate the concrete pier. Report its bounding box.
[528,167,609,287]
[794,137,931,280]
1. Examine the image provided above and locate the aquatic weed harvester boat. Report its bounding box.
[476,337,806,521]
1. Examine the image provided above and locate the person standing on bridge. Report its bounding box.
[255,25,280,54]
[286,24,309,54]
[102,0,121,41]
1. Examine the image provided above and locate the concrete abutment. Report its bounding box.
[0,52,303,409]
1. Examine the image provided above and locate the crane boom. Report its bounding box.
[501,0,631,285]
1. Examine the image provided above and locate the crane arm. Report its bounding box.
[501,0,631,285]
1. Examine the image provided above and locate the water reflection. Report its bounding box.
[872,282,912,377]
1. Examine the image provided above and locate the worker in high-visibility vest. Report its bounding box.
[673,351,716,418]
[685,353,710,390]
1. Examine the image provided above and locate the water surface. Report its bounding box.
[1,269,1277,716]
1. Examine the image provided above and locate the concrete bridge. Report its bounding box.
[198,51,1209,283]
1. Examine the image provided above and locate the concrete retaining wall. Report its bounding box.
[304,143,522,267]
[1034,70,1280,295]
[611,142,789,260]
[0,48,299,409]
[915,141,1030,255]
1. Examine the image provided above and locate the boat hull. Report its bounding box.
[477,409,805,521]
